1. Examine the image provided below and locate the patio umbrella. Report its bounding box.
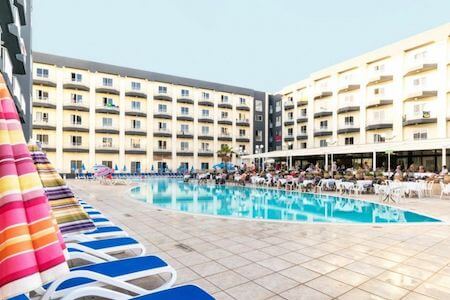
[123,165,127,172]
[0,75,69,299]
[94,165,113,177]
[114,164,119,171]
[29,144,96,235]
[151,165,154,171]
[81,163,86,171]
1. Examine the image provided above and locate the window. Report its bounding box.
[71,73,82,82]
[300,142,307,149]
[103,97,114,106]
[320,140,327,147]
[239,97,246,105]
[180,124,189,133]
[413,50,427,61]
[71,136,82,146]
[374,64,385,72]
[132,119,141,129]
[202,92,209,99]
[300,108,307,117]
[181,89,189,97]
[275,116,281,127]
[413,131,427,140]
[374,134,385,143]
[413,103,428,117]
[102,161,112,169]
[71,93,83,104]
[158,122,167,130]
[221,127,229,135]
[269,105,273,114]
[287,128,293,136]
[102,78,113,87]
[131,82,141,91]
[158,86,167,94]
[158,104,167,112]
[255,115,263,122]
[288,112,293,120]
[239,129,246,136]
[102,117,112,127]
[201,163,209,170]
[35,112,49,123]
[413,76,426,87]
[36,68,49,78]
[344,116,354,126]
[344,95,354,104]
[71,114,82,125]
[36,134,49,145]
[275,101,281,112]
[255,100,263,112]
[201,126,209,135]
[345,137,354,145]
[373,110,385,122]
[221,111,228,119]
[221,95,228,103]
[131,101,141,111]
[158,140,167,149]
[130,161,141,173]
[373,87,384,95]
[201,143,210,151]
[201,109,209,117]
[287,143,293,150]
[300,125,307,134]
[36,90,49,100]
[131,138,141,148]
[180,107,189,115]
[320,120,328,129]
[102,137,112,147]
[70,160,82,173]
[180,141,189,151]
[255,130,262,142]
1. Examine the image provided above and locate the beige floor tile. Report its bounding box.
[234,263,274,280]
[212,291,235,300]
[203,248,234,260]
[280,284,332,300]
[279,265,321,283]
[359,278,409,300]
[254,273,299,294]
[239,249,272,262]
[257,257,293,272]
[216,255,252,269]
[301,259,339,274]
[415,282,450,299]
[225,281,274,300]
[206,270,249,290]
[402,292,436,300]
[345,261,386,277]
[391,264,433,281]
[319,253,354,267]
[377,270,421,290]
[175,267,201,284]
[327,268,370,286]
[175,252,211,267]
[338,288,386,300]
[191,261,227,277]
[306,275,353,297]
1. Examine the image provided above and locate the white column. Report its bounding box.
[55,68,64,172]
[118,78,126,170]
[373,151,377,171]
[442,147,447,168]
[325,153,328,171]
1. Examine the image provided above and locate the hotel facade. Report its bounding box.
[32,53,267,174]
[253,23,450,172]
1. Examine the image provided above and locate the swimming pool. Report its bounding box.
[129,179,441,224]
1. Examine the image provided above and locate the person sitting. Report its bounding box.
[440,165,448,176]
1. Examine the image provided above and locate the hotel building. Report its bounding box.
[1,0,32,139]
[31,53,267,174]
[257,23,450,172]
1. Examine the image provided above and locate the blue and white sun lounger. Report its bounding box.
[61,284,213,300]
[37,255,176,300]
[65,226,129,242]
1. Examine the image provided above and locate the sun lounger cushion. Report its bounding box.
[132,285,214,300]
[68,237,139,253]
[84,226,123,235]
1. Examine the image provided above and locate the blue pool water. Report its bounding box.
[129,179,441,224]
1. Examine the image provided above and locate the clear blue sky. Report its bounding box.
[32,0,450,92]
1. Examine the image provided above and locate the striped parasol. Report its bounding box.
[0,74,69,299]
[28,145,96,235]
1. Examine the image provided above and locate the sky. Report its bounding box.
[32,0,450,92]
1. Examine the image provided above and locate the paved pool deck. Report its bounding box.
[69,179,450,300]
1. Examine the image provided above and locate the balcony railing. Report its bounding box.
[96,104,120,112]
[63,122,89,129]
[154,128,171,134]
[33,119,56,127]
[96,144,119,151]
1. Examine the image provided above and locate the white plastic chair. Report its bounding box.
[440,181,450,199]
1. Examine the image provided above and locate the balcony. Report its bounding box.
[63,122,89,132]
[236,135,250,142]
[366,120,393,131]
[367,74,393,86]
[153,110,172,119]
[284,119,295,126]
[284,135,295,142]
[314,110,333,118]
[337,124,360,134]
[337,104,360,114]
[404,89,437,102]
[63,100,89,112]
[95,82,120,95]
[95,104,120,114]
[63,144,89,153]
[236,118,250,127]
[125,145,146,154]
[198,98,214,107]
[296,133,308,140]
[313,90,332,100]
[297,114,308,123]
[218,117,232,125]
[314,128,333,137]
[177,96,194,104]
[153,128,172,137]
[63,78,90,91]
[153,147,172,157]
[366,95,393,109]
[198,149,214,157]
[125,89,147,99]
[177,113,194,121]
[284,101,295,110]
[218,101,232,109]
[198,115,213,123]
[40,143,56,152]
[297,99,308,107]
[32,120,56,130]
[177,149,194,156]
[125,107,146,117]
[403,112,437,127]
[218,133,232,141]
[153,92,172,102]
[33,98,56,109]
[33,76,57,88]
[95,144,120,154]
[125,127,147,136]
[95,125,120,134]
[404,61,437,77]
[338,82,360,94]
[198,133,214,140]
[176,131,194,138]
[236,103,250,111]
